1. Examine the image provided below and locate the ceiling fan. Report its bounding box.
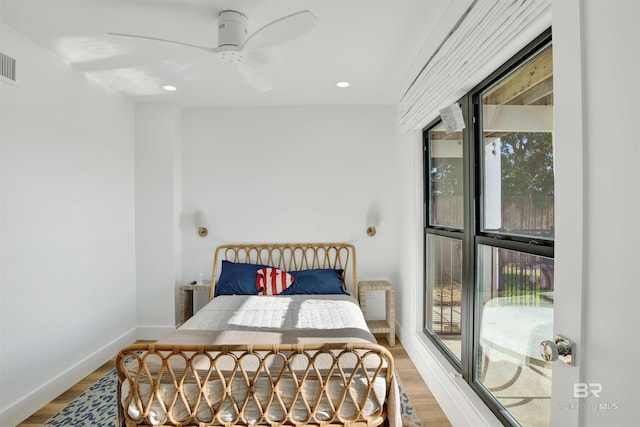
[108,10,318,92]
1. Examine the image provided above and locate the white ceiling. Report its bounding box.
[0,0,453,107]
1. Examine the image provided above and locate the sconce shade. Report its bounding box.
[195,211,207,227]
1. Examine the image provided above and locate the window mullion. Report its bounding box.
[460,94,477,381]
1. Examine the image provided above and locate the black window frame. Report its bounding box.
[422,29,553,426]
[422,110,471,371]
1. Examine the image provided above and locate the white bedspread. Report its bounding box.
[165,294,377,344]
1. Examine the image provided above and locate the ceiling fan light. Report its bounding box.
[162,84,177,92]
[336,81,350,88]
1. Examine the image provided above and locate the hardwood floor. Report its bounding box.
[17,337,451,427]
[378,336,452,427]
[16,358,115,427]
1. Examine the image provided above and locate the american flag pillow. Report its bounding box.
[256,268,294,295]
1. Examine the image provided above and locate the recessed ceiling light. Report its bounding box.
[336,81,350,88]
[162,84,177,92]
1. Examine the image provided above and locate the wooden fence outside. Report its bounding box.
[429,195,554,334]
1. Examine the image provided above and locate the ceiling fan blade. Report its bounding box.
[108,32,217,53]
[242,10,318,53]
[238,62,274,92]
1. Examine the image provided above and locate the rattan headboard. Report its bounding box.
[210,243,357,300]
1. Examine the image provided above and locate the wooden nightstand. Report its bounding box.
[358,280,395,346]
[179,282,212,325]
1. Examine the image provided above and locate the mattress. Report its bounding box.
[159,294,376,345]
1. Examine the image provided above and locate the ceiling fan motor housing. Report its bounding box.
[217,10,247,62]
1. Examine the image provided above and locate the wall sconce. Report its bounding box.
[366,205,380,237]
[195,211,208,237]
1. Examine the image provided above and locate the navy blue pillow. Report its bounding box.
[281,269,347,295]
[215,261,267,296]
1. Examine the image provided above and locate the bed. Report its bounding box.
[116,242,399,427]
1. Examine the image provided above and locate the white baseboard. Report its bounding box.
[395,321,502,427]
[0,327,138,427]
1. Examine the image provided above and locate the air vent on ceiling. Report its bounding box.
[1,52,17,86]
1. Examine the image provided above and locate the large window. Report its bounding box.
[423,33,554,426]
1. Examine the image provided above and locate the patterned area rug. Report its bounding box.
[395,374,425,427]
[43,365,121,426]
[44,368,423,426]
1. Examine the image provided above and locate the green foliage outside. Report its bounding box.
[430,131,554,208]
[431,157,463,196]
[499,132,554,207]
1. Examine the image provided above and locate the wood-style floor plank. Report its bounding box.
[378,336,452,427]
[17,338,451,426]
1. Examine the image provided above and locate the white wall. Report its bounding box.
[178,106,399,312]
[133,105,400,331]
[573,1,640,425]
[135,103,182,337]
[0,23,137,426]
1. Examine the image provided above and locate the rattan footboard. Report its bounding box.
[116,342,394,427]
